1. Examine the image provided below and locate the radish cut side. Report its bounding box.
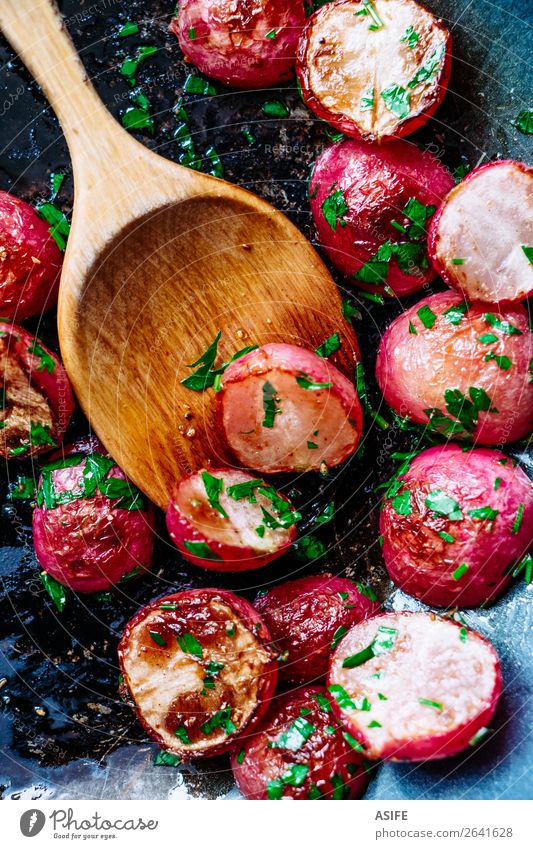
[429,161,533,303]
[296,0,451,141]
[328,612,502,761]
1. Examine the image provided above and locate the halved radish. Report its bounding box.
[254,573,379,683]
[0,322,74,460]
[428,160,533,303]
[217,343,362,473]
[380,445,533,608]
[375,291,533,445]
[310,138,454,297]
[171,0,306,89]
[328,612,502,761]
[166,468,299,571]
[296,0,451,142]
[231,685,368,799]
[118,589,278,760]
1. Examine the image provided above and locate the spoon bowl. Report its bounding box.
[1,0,359,507]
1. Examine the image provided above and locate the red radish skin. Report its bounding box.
[375,291,533,444]
[254,573,379,683]
[218,343,362,473]
[0,191,62,321]
[0,323,74,460]
[328,612,502,761]
[310,139,454,297]
[428,161,533,304]
[166,468,297,572]
[118,589,278,760]
[32,439,156,593]
[231,685,368,799]
[380,445,533,608]
[171,0,306,89]
[296,0,452,142]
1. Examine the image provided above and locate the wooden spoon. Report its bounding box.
[0,0,359,508]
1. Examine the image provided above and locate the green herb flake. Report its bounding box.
[175,727,192,745]
[149,630,166,647]
[355,582,378,602]
[521,245,533,265]
[331,625,348,651]
[9,476,36,501]
[321,188,349,232]
[451,258,466,265]
[514,110,533,134]
[188,26,196,40]
[408,321,417,334]
[380,84,410,119]
[262,380,281,427]
[452,562,469,581]
[478,333,498,344]
[484,352,512,370]
[400,25,419,48]
[176,632,203,658]
[184,74,217,96]
[419,697,443,711]
[315,332,341,358]
[368,720,382,728]
[438,530,455,543]
[391,489,412,516]
[118,21,139,38]
[493,477,502,490]
[236,749,245,764]
[468,506,499,521]
[312,692,332,713]
[328,684,356,709]
[201,707,236,736]
[408,43,445,89]
[483,313,522,336]
[40,571,67,612]
[273,717,315,752]
[183,539,222,561]
[360,86,375,111]
[153,751,181,767]
[35,202,70,250]
[342,299,362,321]
[296,374,332,391]
[262,100,290,118]
[511,503,524,535]
[425,489,463,520]
[266,29,276,39]
[241,127,256,145]
[342,731,364,752]
[417,304,437,329]
[443,302,468,326]
[27,341,55,373]
[469,727,491,747]
[459,627,468,643]
[201,471,228,518]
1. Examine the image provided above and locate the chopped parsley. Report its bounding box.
[360,87,375,111]
[425,489,463,520]
[266,764,308,799]
[262,100,290,118]
[468,506,499,521]
[511,504,524,535]
[521,245,533,265]
[342,299,362,321]
[27,341,55,373]
[484,352,512,370]
[181,331,257,391]
[483,313,522,335]
[451,258,465,265]
[315,332,341,358]
[273,716,315,752]
[200,707,236,736]
[400,25,419,48]
[408,321,417,334]
[452,562,469,581]
[153,751,181,767]
[417,304,436,329]
[295,374,332,391]
[419,698,443,711]
[381,84,410,119]
[184,74,217,96]
[120,45,157,84]
[321,188,349,232]
[391,489,412,515]
[478,333,498,344]
[118,21,139,38]
[331,625,349,651]
[266,29,276,39]
[408,43,445,89]
[443,302,468,325]
[183,539,222,561]
[469,727,491,747]
[438,530,455,543]
[40,571,67,613]
[149,630,166,647]
[342,731,364,752]
[262,380,281,427]
[514,110,533,134]
[174,727,192,745]
[176,633,203,658]
[328,684,356,709]
[342,625,397,669]
[201,471,228,518]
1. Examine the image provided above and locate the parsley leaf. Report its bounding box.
[321,188,349,232]
[315,332,341,358]
[201,471,228,518]
[262,380,281,427]
[381,84,410,119]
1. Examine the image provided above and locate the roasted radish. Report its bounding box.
[328,612,502,760]
[380,445,533,608]
[296,0,451,142]
[310,138,454,297]
[375,291,533,444]
[0,191,62,321]
[428,160,533,304]
[166,468,299,571]
[0,323,74,460]
[33,438,156,593]
[254,573,379,683]
[231,685,368,799]
[218,343,362,473]
[171,0,306,89]
[118,589,278,760]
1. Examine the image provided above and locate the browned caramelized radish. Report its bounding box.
[118,589,278,759]
[296,0,451,141]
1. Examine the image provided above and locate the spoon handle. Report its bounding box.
[0,0,139,180]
